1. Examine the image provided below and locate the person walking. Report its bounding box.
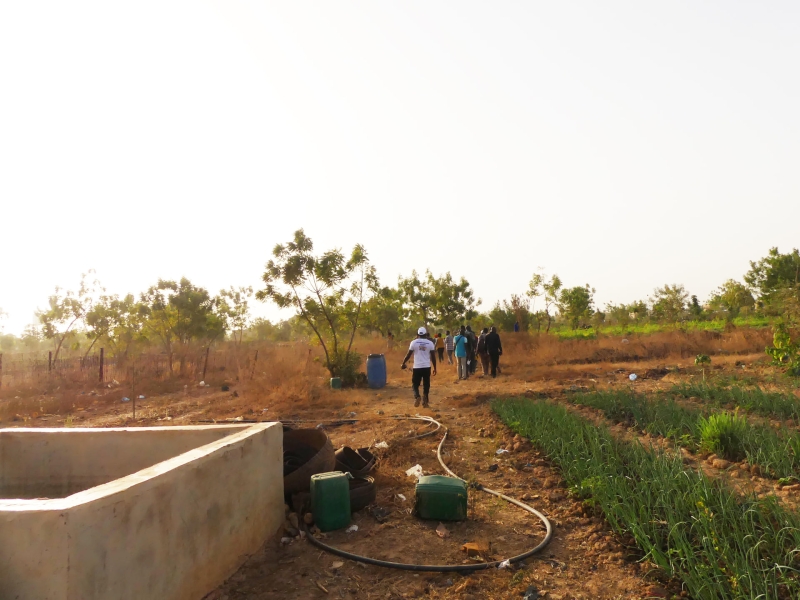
[465,325,478,374]
[444,330,455,365]
[435,332,445,363]
[400,326,437,407]
[453,326,471,380]
[476,327,490,375]
[387,331,395,352]
[485,326,503,378]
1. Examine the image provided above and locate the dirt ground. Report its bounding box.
[39,356,733,599]
[9,348,790,599]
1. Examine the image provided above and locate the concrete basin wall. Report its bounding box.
[0,426,238,498]
[0,423,284,600]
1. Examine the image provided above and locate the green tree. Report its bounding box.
[398,270,479,328]
[527,272,562,333]
[85,293,146,362]
[557,284,595,329]
[36,271,101,361]
[745,247,800,302]
[140,278,226,374]
[256,229,377,382]
[708,280,755,319]
[218,286,254,345]
[650,284,689,323]
[360,286,405,335]
[245,318,294,343]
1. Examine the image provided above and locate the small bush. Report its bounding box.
[327,350,365,387]
[698,410,748,461]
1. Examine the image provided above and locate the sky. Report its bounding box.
[1,1,799,334]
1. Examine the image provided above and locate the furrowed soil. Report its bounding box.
[5,338,789,600]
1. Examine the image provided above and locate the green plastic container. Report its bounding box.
[414,475,468,521]
[310,471,351,532]
[330,377,342,390]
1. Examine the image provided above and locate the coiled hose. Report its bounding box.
[300,414,553,572]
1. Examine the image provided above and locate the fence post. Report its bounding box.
[250,349,259,380]
[99,348,104,384]
[202,346,210,381]
[0,353,3,390]
[48,351,52,373]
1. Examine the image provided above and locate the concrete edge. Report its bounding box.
[0,423,279,512]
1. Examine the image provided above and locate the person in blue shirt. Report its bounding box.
[453,326,472,380]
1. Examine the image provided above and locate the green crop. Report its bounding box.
[494,398,800,599]
[570,390,800,479]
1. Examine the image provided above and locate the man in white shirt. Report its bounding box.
[400,326,438,408]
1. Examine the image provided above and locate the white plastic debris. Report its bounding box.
[121,397,130,403]
[199,381,205,386]
[496,448,511,455]
[621,339,629,345]
[629,373,638,381]
[138,395,145,399]
[497,559,511,569]
[397,494,407,502]
[347,412,357,418]
[280,537,293,545]
[405,464,424,479]
[346,524,359,533]
[374,441,389,449]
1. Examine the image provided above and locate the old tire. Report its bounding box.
[349,476,376,512]
[283,429,336,495]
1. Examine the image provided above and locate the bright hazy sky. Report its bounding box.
[2,1,799,334]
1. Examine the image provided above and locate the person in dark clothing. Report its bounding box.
[465,325,478,374]
[485,326,503,378]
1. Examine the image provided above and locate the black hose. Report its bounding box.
[301,415,553,572]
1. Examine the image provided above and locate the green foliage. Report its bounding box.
[527,272,562,332]
[36,271,102,361]
[698,411,748,462]
[557,284,595,329]
[217,286,254,345]
[745,246,800,302]
[649,283,688,323]
[707,279,755,319]
[360,286,405,335]
[85,293,146,360]
[672,382,800,423]
[327,349,365,387]
[257,229,377,382]
[494,398,800,599]
[695,354,711,365]
[243,317,294,342]
[397,270,479,328]
[140,278,226,373]
[765,324,800,376]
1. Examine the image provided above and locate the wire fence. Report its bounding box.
[0,345,273,392]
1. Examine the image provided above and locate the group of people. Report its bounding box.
[399,324,503,408]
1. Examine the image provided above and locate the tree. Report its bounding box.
[398,270,479,328]
[527,272,562,333]
[557,284,595,329]
[36,271,101,361]
[218,286,254,345]
[85,293,146,362]
[256,229,377,382]
[708,280,755,319]
[140,278,226,374]
[360,286,405,336]
[650,284,689,323]
[488,294,531,332]
[745,247,800,301]
[604,301,647,328]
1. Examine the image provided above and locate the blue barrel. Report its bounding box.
[366,354,387,389]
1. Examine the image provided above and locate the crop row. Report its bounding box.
[569,390,800,479]
[670,383,800,423]
[494,397,800,599]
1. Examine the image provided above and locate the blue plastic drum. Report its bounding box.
[366,354,387,389]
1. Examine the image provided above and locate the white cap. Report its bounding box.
[418,326,427,335]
